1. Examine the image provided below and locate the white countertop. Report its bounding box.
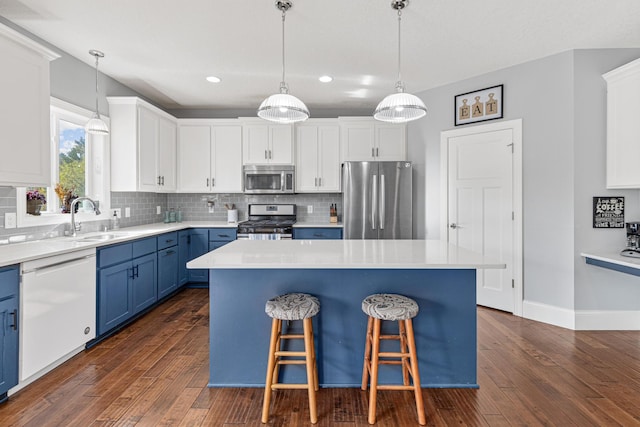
[580,250,640,270]
[0,221,235,268]
[187,239,506,270]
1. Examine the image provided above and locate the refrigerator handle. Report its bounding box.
[380,174,385,229]
[372,174,378,229]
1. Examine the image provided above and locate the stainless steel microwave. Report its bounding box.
[243,165,295,194]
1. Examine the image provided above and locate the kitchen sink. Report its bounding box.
[74,232,131,242]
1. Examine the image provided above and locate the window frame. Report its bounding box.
[16,97,111,228]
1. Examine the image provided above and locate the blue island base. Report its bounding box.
[208,268,478,388]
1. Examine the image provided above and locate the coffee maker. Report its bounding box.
[621,222,640,257]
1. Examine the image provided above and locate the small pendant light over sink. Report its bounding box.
[85,49,109,135]
[257,0,309,124]
[374,0,427,123]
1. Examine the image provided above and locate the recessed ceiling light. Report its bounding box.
[319,75,333,83]
[206,76,221,83]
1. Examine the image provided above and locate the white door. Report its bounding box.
[443,121,521,313]
[269,125,293,164]
[157,117,177,192]
[317,125,341,192]
[137,107,159,192]
[296,125,320,192]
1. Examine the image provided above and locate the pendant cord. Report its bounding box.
[281,9,286,91]
[94,55,101,118]
[397,8,402,85]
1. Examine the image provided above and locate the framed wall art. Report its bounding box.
[593,196,625,228]
[455,84,503,126]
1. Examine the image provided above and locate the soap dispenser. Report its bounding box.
[111,211,120,230]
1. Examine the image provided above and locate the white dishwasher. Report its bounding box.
[20,248,96,383]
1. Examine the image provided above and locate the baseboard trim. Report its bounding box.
[575,310,640,330]
[523,300,575,329]
[522,300,640,330]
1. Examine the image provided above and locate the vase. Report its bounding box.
[27,199,42,216]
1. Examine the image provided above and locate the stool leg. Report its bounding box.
[405,319,426,425]
[361,316,373,390]
[398,320,410,386]
[261,318,281,424]
[303,318,318,424]
[309,319,319,392]
[368,318,382,425]
[272,320,283,384]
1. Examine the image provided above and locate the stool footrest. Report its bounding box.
[376,384,418,391]
[378,352,410,358]
[275,351,306,357]
[277,359,306,365]
[281,334,304,339]
[272,383,313,390]
[379,334,402,340]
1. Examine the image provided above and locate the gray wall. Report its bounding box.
[572,50,640,311]
[409,48,640,313]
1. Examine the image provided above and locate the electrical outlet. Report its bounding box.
[307,205,313,214]
[156,206,161,215]
[125,207,131,218]
[112,208,121,218]
[4,212,16,229]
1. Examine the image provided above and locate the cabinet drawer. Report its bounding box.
[209,228,237,241]
[132,237,157,258]
[157,231,178,250]
[293,228,343,240]
[98,242,132,268]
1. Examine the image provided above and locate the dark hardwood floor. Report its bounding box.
[1,288,639,426]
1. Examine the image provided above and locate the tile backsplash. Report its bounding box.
[1,187,342,242]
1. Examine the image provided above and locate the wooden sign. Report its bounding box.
[455,85,503,126]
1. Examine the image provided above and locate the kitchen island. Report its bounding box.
[187,239,505,388]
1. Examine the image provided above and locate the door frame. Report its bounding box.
[440,119,523,316]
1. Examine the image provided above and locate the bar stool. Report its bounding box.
[262,293,320,424]
[361,293,426,425]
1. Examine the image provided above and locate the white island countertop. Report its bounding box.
[187,239,506,270]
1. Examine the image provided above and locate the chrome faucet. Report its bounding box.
[70,197,101,237]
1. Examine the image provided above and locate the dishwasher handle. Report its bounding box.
[22,253,96,274]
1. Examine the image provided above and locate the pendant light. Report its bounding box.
[85,49,109,135]
[257,0,309,124]
[374,0,427,123]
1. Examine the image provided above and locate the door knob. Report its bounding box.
[449,223,458,229]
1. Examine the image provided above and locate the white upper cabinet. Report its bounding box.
[339,117,406,161]
[0,24,59,187]
[241,119,293,165]
[296,120,341,193]
[604,58,640,189]
[177,120,243,193]
[107,97,177,192]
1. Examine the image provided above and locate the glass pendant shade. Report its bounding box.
[86,49,109,135]
[257,0,309,124]
[374,85,427,123]
[85,113,110,135]
[258,91,310,123]
[374,0,426,124]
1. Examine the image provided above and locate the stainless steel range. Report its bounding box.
[237,204,296,240]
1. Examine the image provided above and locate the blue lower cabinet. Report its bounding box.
[178,230,190,287]
[293,227,343,240]
[98,260,134,335]
[158,247,178,299]
[133,253,158,312]
[0,265,19,401]
[188,229,209,283]
[97,237,157,336]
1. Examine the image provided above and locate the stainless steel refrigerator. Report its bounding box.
[342,161,412,239]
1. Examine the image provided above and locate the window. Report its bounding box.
[17,97,111,228]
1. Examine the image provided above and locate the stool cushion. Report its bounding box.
[362,293,419,321]
[266,293,320,320]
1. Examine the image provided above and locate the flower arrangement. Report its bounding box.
[26,190,46,202]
